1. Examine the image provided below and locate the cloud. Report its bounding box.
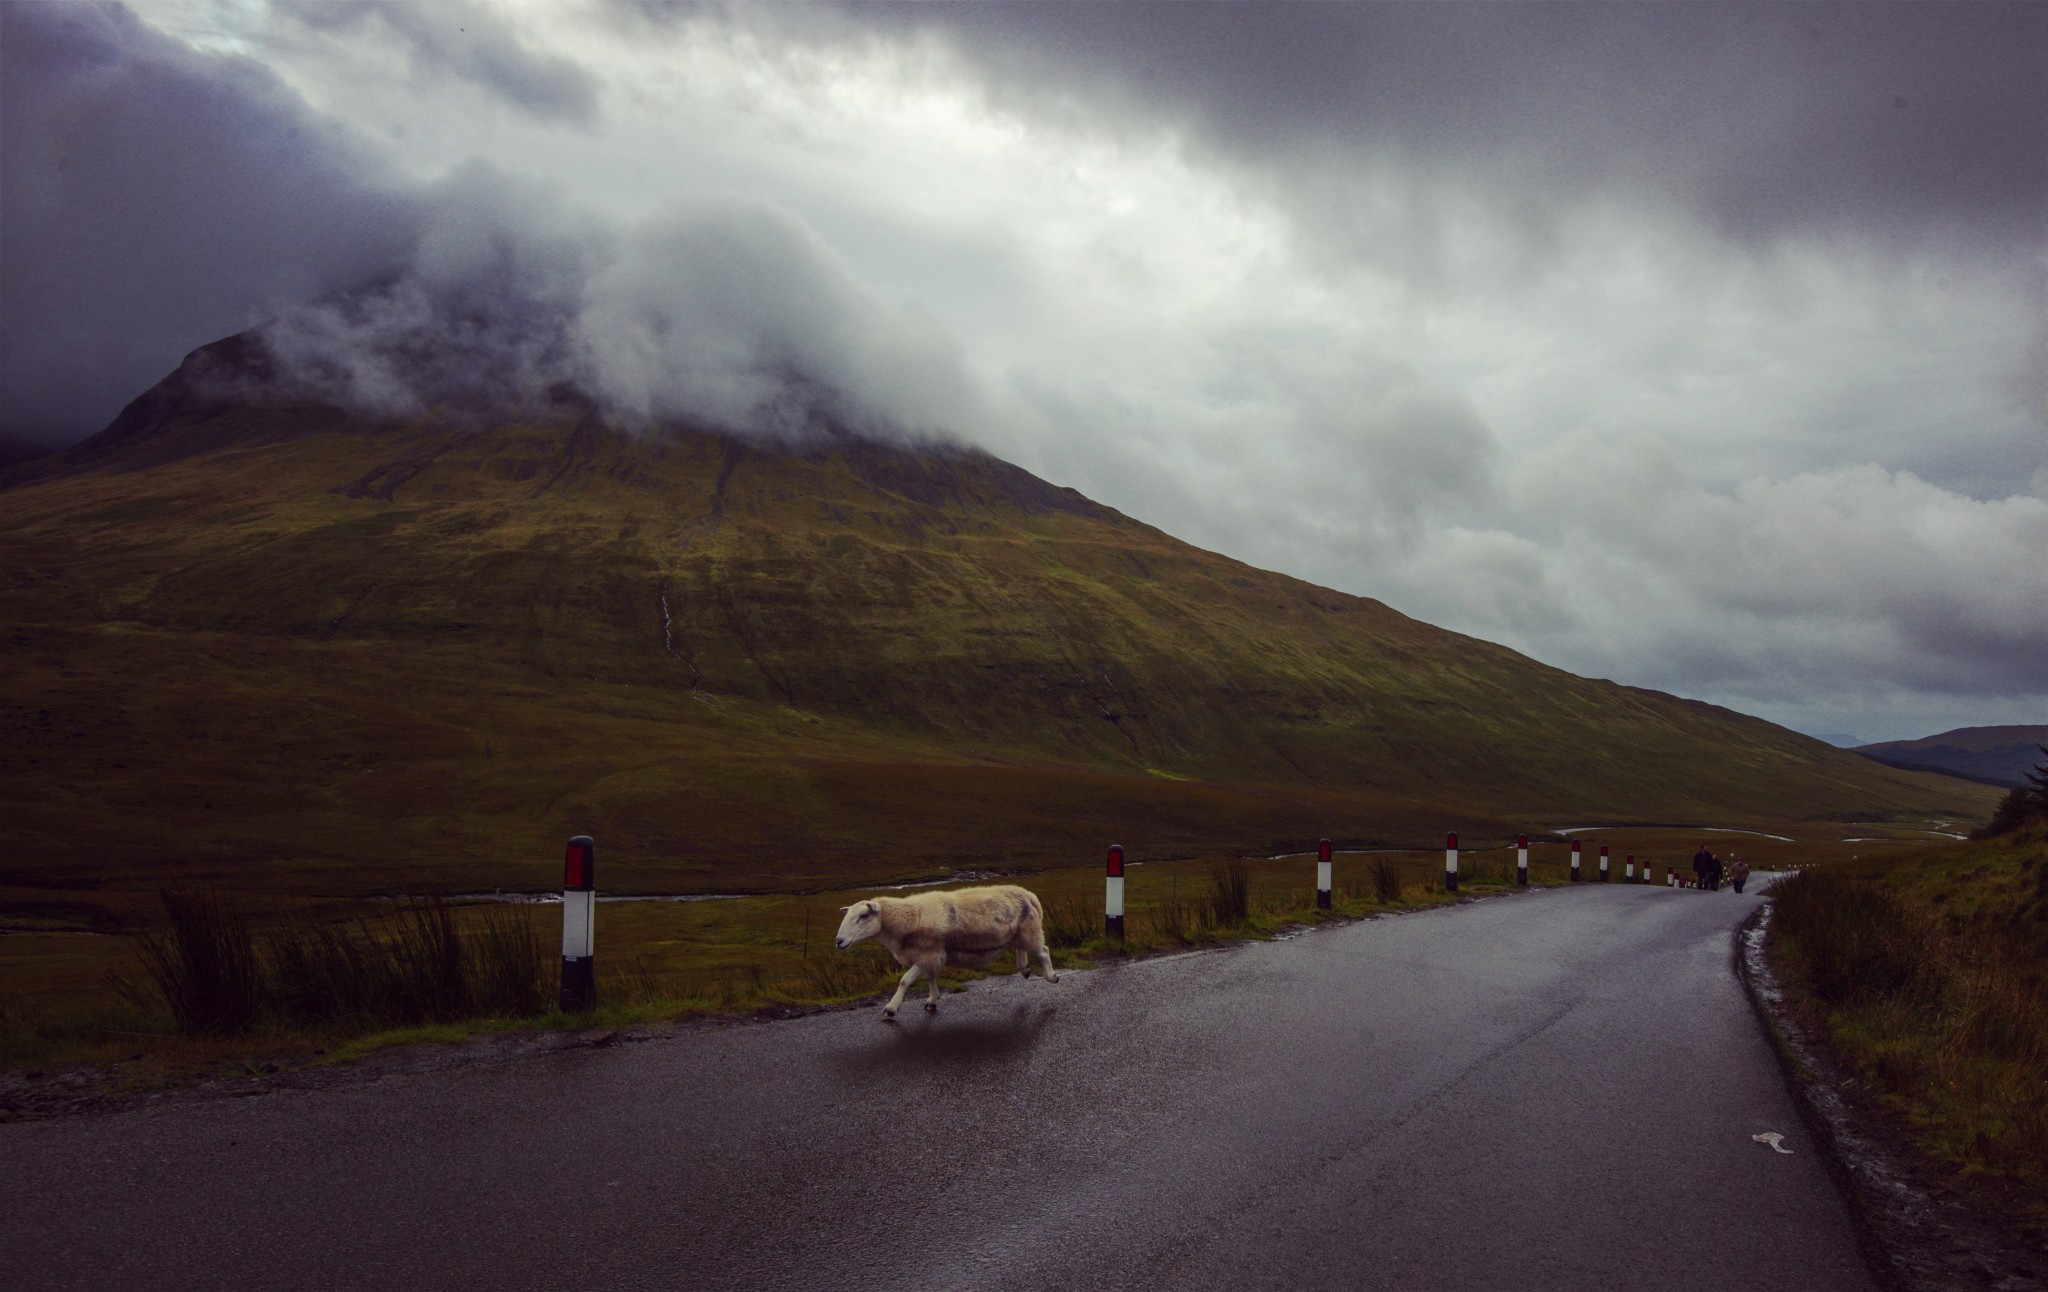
[279,0,599,126]
[864,3,2048,260]
[575,198,981,442]
[0,1,421,450]
[1502,429,2048,704]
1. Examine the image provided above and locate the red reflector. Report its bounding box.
[1601,845,1610,856]
[1107,845,1124,877]
[1518,835,1528,848]
[1318,839,1332,862]
[1446,832,1458,849]
[564,847,585,889]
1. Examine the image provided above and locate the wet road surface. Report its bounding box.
[2,881,1879,1291]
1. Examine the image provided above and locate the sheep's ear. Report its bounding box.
[866,901,879,916]
[838,905,850,913]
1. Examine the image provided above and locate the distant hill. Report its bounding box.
[1810,732,1868,749]
[0,332,1997,896]
[1855,727,2048,789]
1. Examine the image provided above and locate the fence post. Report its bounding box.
[1105,844,1126,941]
[560,834,596,1013]
[1517,834,1529,886]
[1599,844,1610,883]
[1571,840,1582,882]
[1444,832,1460,893]
[1317,838,1333,909]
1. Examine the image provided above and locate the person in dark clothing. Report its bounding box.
[1706,853,1724,890]
[1730,857,1751,893]
[1691,844,1714,891]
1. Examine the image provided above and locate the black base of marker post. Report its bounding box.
[1316,838,1333,909]
[559,834,597,1013]
[1105,844,1126,941]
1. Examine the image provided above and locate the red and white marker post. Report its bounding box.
[1105,844,1126,941]
[1444,832,1460,893]
[1625,853,1636,883]
[1516,834,1529,887]
[1571,840,1582,882]
[1599,844,1611,883]
[559,834,597,1013]
[1317,838,1333,909]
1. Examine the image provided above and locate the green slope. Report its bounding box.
[0,338,1995,896]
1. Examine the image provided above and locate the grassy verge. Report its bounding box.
[0,848,1509,1082]
[1766,826,2048,1229]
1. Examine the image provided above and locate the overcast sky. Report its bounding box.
[4,2,2044,743]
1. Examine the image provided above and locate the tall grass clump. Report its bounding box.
[1145,875,1208,941]
[1043,892,1101,949]
[1208,861,1252,927]
[1368,856,1402,904]
[1770,868,1928,1006]
[129,890,549,1036]
[133,889,264,1034]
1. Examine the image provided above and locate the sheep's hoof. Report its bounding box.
[923,1000,938,1013]
[881,1007,896,1019]
[1049,973,1060,983]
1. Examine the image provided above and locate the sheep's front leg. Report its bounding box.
[883,964,923,1018]
[924,969,941,1013]
[1016,949,1031,979]
[1035,944,1059,983]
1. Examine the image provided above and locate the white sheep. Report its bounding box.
[834,884,1059,1018]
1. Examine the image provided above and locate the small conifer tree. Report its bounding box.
[1976,744,2048,838]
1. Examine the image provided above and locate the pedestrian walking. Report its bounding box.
[1730,857,1751,894]
[1691,844,1714,891]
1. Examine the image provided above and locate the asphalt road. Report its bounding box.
[3,880,1880,1291]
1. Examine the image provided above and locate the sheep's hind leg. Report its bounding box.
[1036,944,1058,983]
[1016,949,1031,979]
[924,969,941,1013]
[883,964,922,1018]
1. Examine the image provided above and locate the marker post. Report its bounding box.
[1317,838,1333,909]
[1625,854,1636,883]
[1600,844,1610,883]
[559,834,597,1013]
[1105,845,1126,941]
[1444,832,1460,894]
[1571,840,1582,882]
[1516,834,1529,887]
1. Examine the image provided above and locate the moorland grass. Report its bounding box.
[1768,828,2048,1228]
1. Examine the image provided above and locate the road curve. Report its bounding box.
[2,881,1879,1291]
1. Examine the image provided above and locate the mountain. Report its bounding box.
[1855,727,2048,789]
[0,334,1997,896]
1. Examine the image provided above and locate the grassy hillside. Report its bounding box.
[0,337,1995,901]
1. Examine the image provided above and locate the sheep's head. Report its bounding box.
[834,900,881,950]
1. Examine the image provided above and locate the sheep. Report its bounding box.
[834,884,1059,1018]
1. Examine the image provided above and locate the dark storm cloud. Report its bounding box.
[0,2,422,451]
[281,1,599,125]
[831,2,2047,257]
